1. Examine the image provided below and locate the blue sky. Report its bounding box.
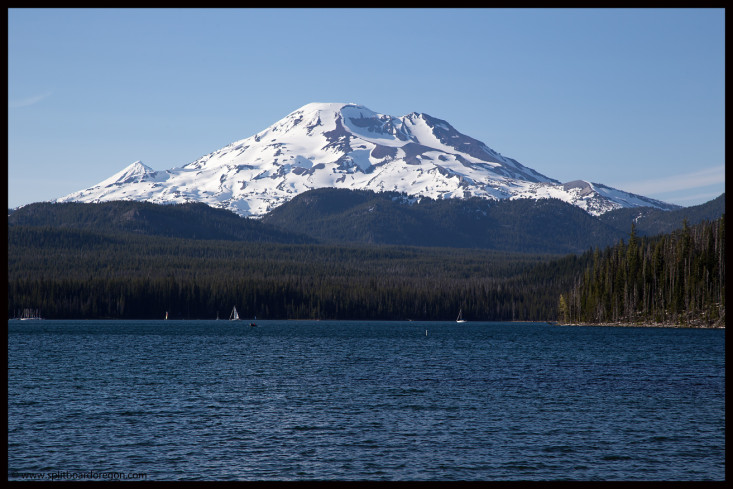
[8,8,725,209]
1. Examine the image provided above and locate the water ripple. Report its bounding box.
[8,320,725,481]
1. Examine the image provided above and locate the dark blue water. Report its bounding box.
[8,320,725,480]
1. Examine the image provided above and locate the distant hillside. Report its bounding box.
[7,201,314,244]
[9,192,724,255]
[599,193,725,237]
[261,188,624,254]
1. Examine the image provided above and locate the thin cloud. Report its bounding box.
[9,91,52,108]
[617,165,725,195]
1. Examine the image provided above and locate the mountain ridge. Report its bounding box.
[11,192,724,255]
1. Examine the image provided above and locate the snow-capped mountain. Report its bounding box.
[56,102,679,217]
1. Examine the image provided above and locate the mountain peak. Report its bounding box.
[99,160,154,186]
[288,102,376,121]
[296,102,357,113]
[130,160,153,172]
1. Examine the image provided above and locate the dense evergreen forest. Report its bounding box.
[7,197,725,325]
[8,225,587,321]
[559,216,725,327]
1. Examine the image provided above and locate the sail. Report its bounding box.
[230,306,240,320]
[456,308,466,323]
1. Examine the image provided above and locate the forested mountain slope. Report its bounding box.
[599,193,725,237]
[8,200,313,243]
[262,189,623,254]
[10,192,724,255]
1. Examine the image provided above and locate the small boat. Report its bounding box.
[456,308,466,323]
[250,322,257,327]
[229,306,240,321]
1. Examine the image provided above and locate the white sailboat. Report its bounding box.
[456,308,466,323]
[229,306,240,321]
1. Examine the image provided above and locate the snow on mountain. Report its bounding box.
[55,102,680,217]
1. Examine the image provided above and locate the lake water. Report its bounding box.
[7,320,725,481]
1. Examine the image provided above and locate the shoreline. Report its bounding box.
[9,317,725,329]
[556,321,725,329]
